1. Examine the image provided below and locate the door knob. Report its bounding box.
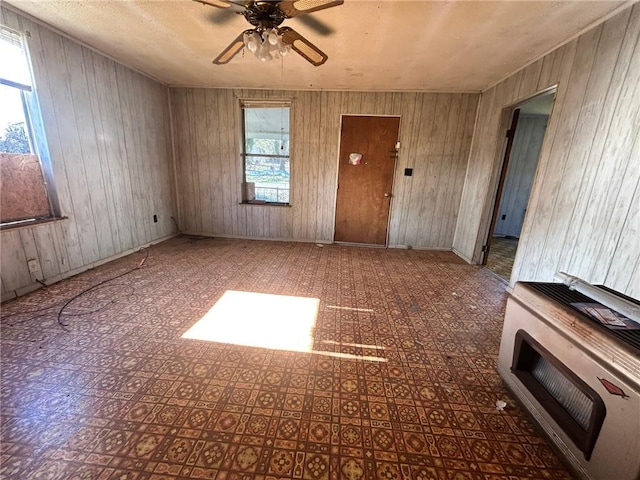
[384,192,392,197]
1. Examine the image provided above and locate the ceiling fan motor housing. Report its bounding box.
[243,1,286,29]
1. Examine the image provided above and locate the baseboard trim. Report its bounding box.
[387,245,452,251]
[452,247,475,264]
[181,232,334,245]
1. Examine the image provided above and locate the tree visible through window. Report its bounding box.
[242,102,290,204]
[0,26,53,226]
[0,120,30,153]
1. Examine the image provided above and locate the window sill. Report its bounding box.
[1,216,68,232]
[239,202,291,207]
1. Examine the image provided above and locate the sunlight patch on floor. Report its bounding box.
[321,339,385,350]
[182,290,387,361]
[182,290,319,352]
[326,305,375,313]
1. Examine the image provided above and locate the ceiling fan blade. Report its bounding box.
[279,0,344,17]
[206,8,240,25]
[212,31,248,65]
[294,15,334,36]
[280,26,328,66]
[192,0,247,12]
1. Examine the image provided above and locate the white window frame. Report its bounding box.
[0,25,60,226]
[240,100,292,206]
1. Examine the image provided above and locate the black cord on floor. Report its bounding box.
[58,283,135,317]
[3,299,67,321]
[5,283,136,327]
[183,234,214,242]
[169,216,212,242]
[2,249,149,329]
[56,248,149,328]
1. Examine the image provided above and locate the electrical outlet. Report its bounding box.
[501,214,506,220]
[153,214,158,223]
[27,259,39,273]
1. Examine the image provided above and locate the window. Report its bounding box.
[242,101,290,205]
[1,26,55,226]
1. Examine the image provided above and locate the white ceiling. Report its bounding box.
[5,0,631,92]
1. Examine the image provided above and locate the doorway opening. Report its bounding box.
[483,90,555,281]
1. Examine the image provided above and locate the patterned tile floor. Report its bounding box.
[0,237,573,480]
[485,238,519,283]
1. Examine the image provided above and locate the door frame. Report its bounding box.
[482,107,521,265]
[480,86,557,267]
[330,114,402,246]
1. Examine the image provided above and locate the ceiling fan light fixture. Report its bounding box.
[241,27,291,62]
[268,28,280,46]
[244,31,261,52]
[280,43,291,57]
[200,0,343,66]
[268,41,279,57]
[257,41,272,61]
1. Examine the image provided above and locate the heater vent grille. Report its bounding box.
[512,330,606,460]
[531,356,593,430]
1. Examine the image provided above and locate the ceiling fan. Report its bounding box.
[193,0,343,66]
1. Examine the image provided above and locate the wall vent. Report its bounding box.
[511,330,606,460]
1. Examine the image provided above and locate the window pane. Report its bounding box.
[0,29,52,224]
[0,31,32,87]
[244,107,290,156]
[245,156,290,203]
[0,84,31,154]
[243,106,290,204]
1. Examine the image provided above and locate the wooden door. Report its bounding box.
[334,116,400,245]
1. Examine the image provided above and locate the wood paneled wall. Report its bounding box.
[171,89,478,247]
[0,7,175,299]
[453,4,640,297]
[494,114,548,237]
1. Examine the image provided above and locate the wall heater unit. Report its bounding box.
[498,275,640,480]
